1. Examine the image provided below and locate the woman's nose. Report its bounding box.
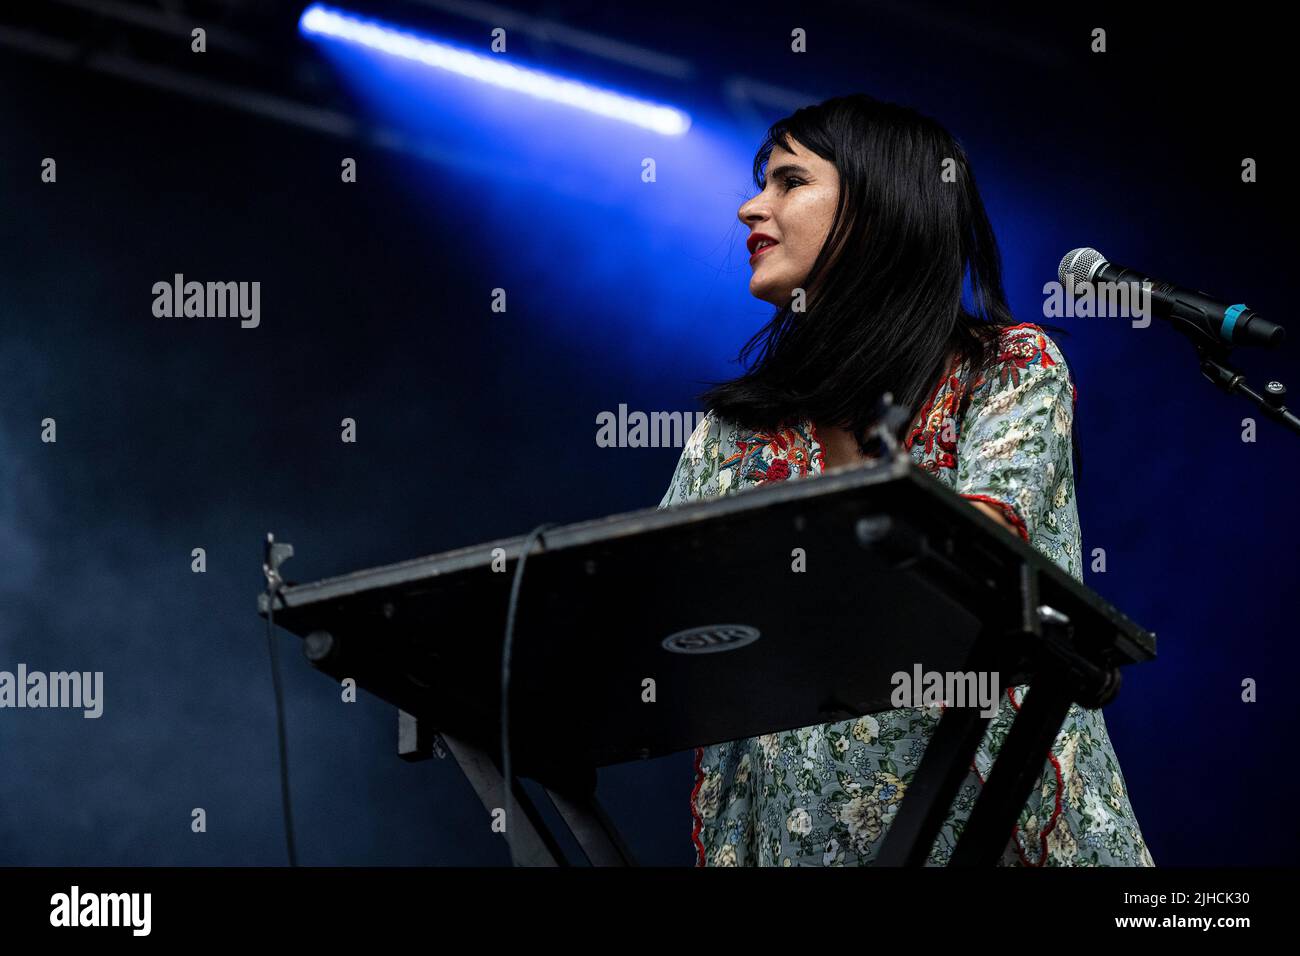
[738,200,764,226]
[737,194,768,226]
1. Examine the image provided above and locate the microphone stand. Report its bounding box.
[1194,341,1300,437]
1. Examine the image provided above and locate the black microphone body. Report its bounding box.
[1059,248,1285,349]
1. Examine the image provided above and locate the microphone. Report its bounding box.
[1058,247,1285,349]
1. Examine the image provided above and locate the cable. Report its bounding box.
[263,537,298,867]
[265,601,298,866]
[256,520,556,867]
[500,522,559,866]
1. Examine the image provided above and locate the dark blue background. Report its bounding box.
[0,1,1294,865]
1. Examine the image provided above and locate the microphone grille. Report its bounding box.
[1058,247,1106,286]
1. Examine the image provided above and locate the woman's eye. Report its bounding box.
[749,175,804,199]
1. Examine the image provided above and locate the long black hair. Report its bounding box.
[700,93,1080,477]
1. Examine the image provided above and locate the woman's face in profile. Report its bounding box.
[737,138,840,308]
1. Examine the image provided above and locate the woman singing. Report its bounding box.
[658,94,1153,867]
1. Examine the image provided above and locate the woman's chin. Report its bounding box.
[749,280,790,307]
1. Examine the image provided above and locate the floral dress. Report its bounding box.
[657,323,1155,867]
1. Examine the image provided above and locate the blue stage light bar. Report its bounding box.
[299,3,691,136]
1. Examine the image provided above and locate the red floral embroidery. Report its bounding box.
[727,424,816,484]
[690,745,706,867]
[908,375,963,470]
[994,325,1057,391]
[764,459,791,481]
[905,355,967,472]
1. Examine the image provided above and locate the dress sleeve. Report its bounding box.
[658,410,725,509]
[954,327,1081,577]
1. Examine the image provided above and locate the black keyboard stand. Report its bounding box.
[398,711,637,866]
[877,566,1123,866]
